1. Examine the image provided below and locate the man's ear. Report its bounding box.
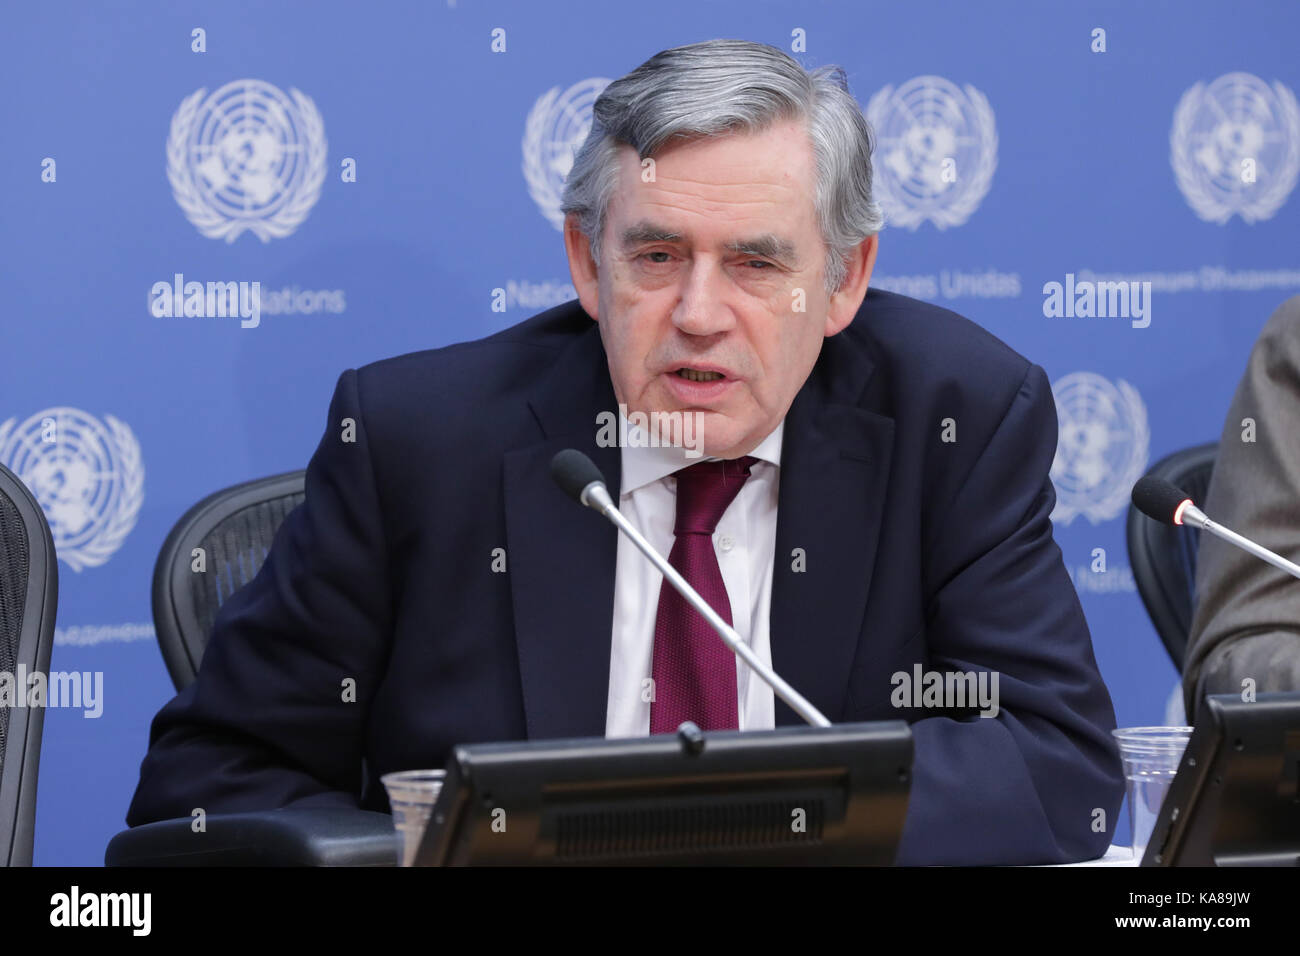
[824,233,878,336]
[563,214,600,321]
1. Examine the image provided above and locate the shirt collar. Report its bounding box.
[619,414,784,496]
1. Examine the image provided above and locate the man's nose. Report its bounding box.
[671,259,737,337]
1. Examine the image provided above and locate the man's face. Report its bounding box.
[565,118,876,459]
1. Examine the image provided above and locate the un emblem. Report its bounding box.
[0,409,144,572]
[167,79,328,242]
[1171,72,1300,224]
[522,77,611,229]
[1048,373,1149,526]
[865,76,997,230]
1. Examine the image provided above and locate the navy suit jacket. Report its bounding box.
[127,287,1123,864]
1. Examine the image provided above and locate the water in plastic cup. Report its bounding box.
[380,769,446,866]
[1112,726,1192,859]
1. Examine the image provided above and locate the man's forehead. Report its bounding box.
[603,124,816,257]
[610,122,815,198]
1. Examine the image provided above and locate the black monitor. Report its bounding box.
[413,720,913,865]
[1142,691,1300,866]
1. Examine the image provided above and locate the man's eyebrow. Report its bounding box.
[619,221,682,248]
[619,221,798,263]
[724,234,797,263]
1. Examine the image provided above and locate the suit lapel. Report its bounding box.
[769,331,895,726]
[504,322,621,740]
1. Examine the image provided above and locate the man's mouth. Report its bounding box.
[674,368,726,382]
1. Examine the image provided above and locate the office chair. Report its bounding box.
[0,463,58,866]
[152,470,306,691]
[1125,442,1218,671]
[107,470,396,866]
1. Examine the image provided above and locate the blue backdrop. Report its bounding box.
[3,0,1297,864]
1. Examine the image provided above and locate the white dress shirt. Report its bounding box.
[605,418,784,737]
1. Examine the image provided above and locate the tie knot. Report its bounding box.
[672,456,758,535]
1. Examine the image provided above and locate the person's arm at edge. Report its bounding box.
[126,368,393,825]
[1184,295,1300,720]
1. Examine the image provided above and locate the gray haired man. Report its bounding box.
[129,39,1123,865]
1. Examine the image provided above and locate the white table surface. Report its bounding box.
[1055,844,1139,867]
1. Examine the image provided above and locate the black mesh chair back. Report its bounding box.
[1125,442,1218,671]
[0,463,58,866]
[152,471,305,691]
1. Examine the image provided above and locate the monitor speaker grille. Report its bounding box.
[553,798,825,860]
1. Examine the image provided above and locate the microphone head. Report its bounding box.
[1132,475,1195,525]
[550,449,607,507]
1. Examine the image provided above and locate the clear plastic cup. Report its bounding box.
[1112,726,1192,859]
[380,769,446,866]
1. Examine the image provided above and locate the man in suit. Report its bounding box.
[1184,295,1300,719]
[127,39,1122,864]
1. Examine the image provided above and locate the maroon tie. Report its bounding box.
[649,456,758,733]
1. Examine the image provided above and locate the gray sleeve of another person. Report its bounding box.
[1183,294,1300,721]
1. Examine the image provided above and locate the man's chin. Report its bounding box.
[688,414,762,460]
[617,404,734,459]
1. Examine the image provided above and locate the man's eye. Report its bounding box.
[641,251,673,264]
[745,260,772,269]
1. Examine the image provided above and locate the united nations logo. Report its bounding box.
[522,77,611,229]
[865,76,998,230]
[0,409,144,572]
[1049,373,1149,526]
[167,79,328,242]
[1171,72,1300,224]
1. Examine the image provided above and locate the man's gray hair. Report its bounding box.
[560,38,884,295]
